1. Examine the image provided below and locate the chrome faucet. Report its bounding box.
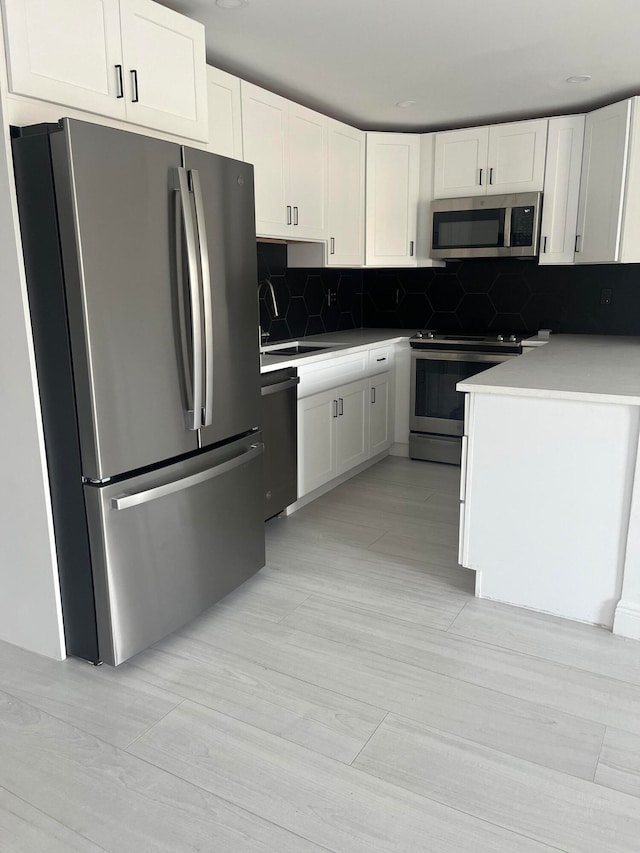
[258,278,280,318]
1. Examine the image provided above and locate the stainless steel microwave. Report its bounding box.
[430,192,542,259]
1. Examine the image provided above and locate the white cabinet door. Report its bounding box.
[2,0,126,119]
[241,82,289,237]
[487,119,547,194]
[369,372,392,456]
[336,379,369,475]
[433,127,489,198]
[539,115,585,265]
[298,389,337,496]
[575,100,632,264]
[288,103,327,240]
[206,66,242,159]
[119,0,207,141]
[327,119,365,266]
[365,133,420,266]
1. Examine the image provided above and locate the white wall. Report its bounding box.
[0,83,65,659]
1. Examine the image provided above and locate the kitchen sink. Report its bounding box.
[263,344,333,356]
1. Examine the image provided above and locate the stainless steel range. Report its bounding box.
[409,331,524,464]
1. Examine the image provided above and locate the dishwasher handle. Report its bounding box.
[260,377,299,397]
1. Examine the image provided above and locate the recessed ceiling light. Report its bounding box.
[566,75,592,84]
[216,0,248,8]
[396,100,417,108]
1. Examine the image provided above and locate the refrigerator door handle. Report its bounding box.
[111,442,264,510]
[190,169,214,428]
[175,167,203,430]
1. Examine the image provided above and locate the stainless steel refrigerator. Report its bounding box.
[12,119,264,666]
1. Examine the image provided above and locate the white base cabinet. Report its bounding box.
[460,390,638,628]
[2,0,208,141]
[298,378,369,497]
[296,345,398,499]
[369,372,392,456]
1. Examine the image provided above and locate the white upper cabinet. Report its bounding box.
[287,102,327,239]
[326,118,365,266]
[539,115,585,265]
[433,119,547,198]
[240,83,288,235]
[433,127,488,198]
[365,132,420,266]
[206,65,243,160]
[487,120,547,194]
[119,0,207,140]
[575,99,633,264]
[2,0,126,119]
[2,0,208,140]
[241,81,327,240]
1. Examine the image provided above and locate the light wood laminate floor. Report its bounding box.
[2,457,640,852]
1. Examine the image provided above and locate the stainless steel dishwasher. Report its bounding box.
[261,368,299,521]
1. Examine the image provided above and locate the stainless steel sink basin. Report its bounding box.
[263,344,332,356]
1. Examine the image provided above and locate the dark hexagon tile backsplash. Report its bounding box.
[257,243,640,341]
[258,243,363,341]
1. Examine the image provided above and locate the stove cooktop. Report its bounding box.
[409,330,525,353]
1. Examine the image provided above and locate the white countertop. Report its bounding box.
[260,328,411,373]
[458,334,640,405]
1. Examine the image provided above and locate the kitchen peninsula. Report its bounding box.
[458,335,640,639]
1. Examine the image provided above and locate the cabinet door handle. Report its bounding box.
[489,167,494,185]
[543,235,548,253]
[333,399,338,418]
[330,237,335,255]
[338,397,344,416]
[293,206,299,226]
[409,240,414,257]
[575,234,581,253]
[115,65,124,98]
[479,168,483,186]
[371,387,376,404]
[286,205,292,226]
[130,69,139,103]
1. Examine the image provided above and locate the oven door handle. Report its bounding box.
[410,350,517,363]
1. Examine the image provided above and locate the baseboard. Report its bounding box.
[389,442,409,458]
[285,450,389,515]
[613,600,640,639]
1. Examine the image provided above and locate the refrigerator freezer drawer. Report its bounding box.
[83,434,265,665]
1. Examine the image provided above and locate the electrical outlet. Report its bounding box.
[600,288,612,306]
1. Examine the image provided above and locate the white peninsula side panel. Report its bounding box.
[462,392,638,627]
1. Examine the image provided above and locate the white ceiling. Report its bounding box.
[160,0,640,131]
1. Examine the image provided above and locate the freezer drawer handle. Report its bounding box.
[190,169,214,427]
[111,443,264,511]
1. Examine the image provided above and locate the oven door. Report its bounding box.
[410,350,515,436]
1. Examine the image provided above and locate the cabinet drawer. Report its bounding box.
[297,352,368,398]
[368,346,394,373]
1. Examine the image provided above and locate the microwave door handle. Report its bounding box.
[504,207,512,249]
[189,169,214,428]
[175,167,203,431]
